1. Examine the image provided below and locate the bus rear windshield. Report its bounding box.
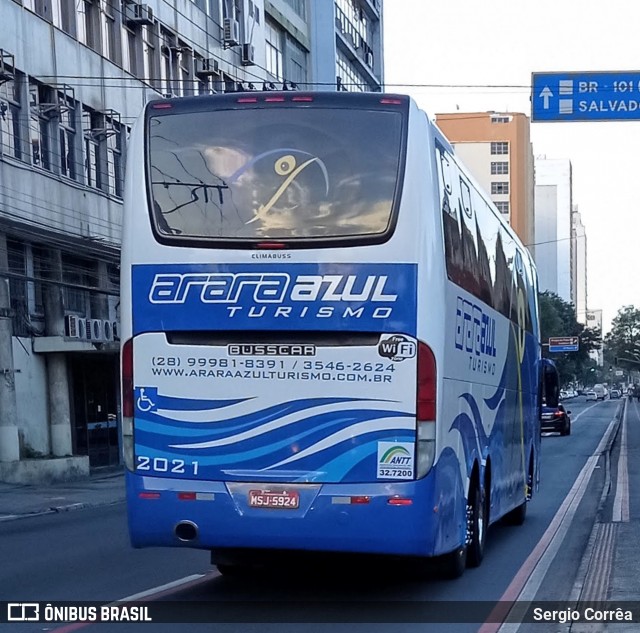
[147,107,404,244]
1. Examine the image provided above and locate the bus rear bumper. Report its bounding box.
[125,472,461,558]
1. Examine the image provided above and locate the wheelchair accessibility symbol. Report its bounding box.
[135,387,157,413]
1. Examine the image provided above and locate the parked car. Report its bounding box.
[585,390,597,402]
[541,403,571,436]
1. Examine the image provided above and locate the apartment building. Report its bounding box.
[435,111,535,248]
[534,157,573,304]
[572,205,588,323]
[0,0,384,482]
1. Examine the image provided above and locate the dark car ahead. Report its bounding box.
[541,403,571,436]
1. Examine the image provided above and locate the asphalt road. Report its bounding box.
[0,398,621,633]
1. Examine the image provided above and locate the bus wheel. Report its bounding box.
[466,479,487,568]
[438,545,466,579]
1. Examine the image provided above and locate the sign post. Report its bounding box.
[548,336,579,353]
[531,71,640,122]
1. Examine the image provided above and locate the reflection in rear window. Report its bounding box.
[147,107,404,242]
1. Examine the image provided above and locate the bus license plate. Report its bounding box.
[248,490,299,509]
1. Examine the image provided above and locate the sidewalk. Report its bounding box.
[0,466,125,522]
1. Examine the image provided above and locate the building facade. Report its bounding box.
[572,205,588,324]
[533,157,573,305]
[0,0,385,482]
[586,309,604,366]
[434,111,535,248]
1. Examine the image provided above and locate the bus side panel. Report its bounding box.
[439,284,538,525]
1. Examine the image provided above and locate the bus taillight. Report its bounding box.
[416,341,436,422]
[122,338,134,418]
[416,341,436,478]
[121,338,134,470]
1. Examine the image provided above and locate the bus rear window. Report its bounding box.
[147,107,404,244]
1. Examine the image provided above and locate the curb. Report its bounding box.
[0,498,125,523]
[566,401,625,631]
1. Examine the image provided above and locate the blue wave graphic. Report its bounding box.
[136,409,411,454]
[153,394,252,411]
[137,396,390,431]
[135,427,412,479]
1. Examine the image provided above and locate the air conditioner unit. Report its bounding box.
[86,319,103,342]
[102,320,113,342]
[125,2,154,26]
[195,57,219,77]
[241,43,255,66]
[77,318,87,340]
[65,315,80,338]
[223,17,240,47]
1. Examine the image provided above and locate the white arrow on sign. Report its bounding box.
[539,86,553,109]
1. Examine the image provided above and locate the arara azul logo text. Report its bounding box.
[132,263,418,334]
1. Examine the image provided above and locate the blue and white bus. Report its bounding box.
[121,91,546,578]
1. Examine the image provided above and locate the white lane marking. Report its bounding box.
[612,401,629,522]
[118,573,211,601]
[51,573,219,632]
[479,412,620,633]
[568,401,600,423]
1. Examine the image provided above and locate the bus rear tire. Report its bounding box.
[466,479,487,568]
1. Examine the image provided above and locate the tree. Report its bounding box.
[538,291,601,385]
[604,306,640,371]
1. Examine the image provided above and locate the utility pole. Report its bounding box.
[0,232,20,462]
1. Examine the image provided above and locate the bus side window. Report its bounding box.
[474,214,494,309]
[493,230,511,319]
[458,177,480,297]
[438,147,465,288]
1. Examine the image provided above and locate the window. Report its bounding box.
[78,0,102,52]
[336,50,369,92]
[265,18,284,81]
[7,240,29,337]
[285,35,308,86]
[491,161,508,175]
[29,82,53,171]
[63,254,96,314]
[192,54,210,95]
[0,68,22,160]
[491,116,510,123]
[283,0,305,19]
[83,108,103,190]
[102,0,120,64]
[32,246,48,315]
[490,141,508,155]
[160,29,177,96]
[491,182,509,195]
[148,106,404,242]
[142,24,158,88]
[106,118,123,197]
[495,201,509,214]
[52,0,76,36]
[336,0,370,51]
[176,43,192,96]
[58,94,77,180]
